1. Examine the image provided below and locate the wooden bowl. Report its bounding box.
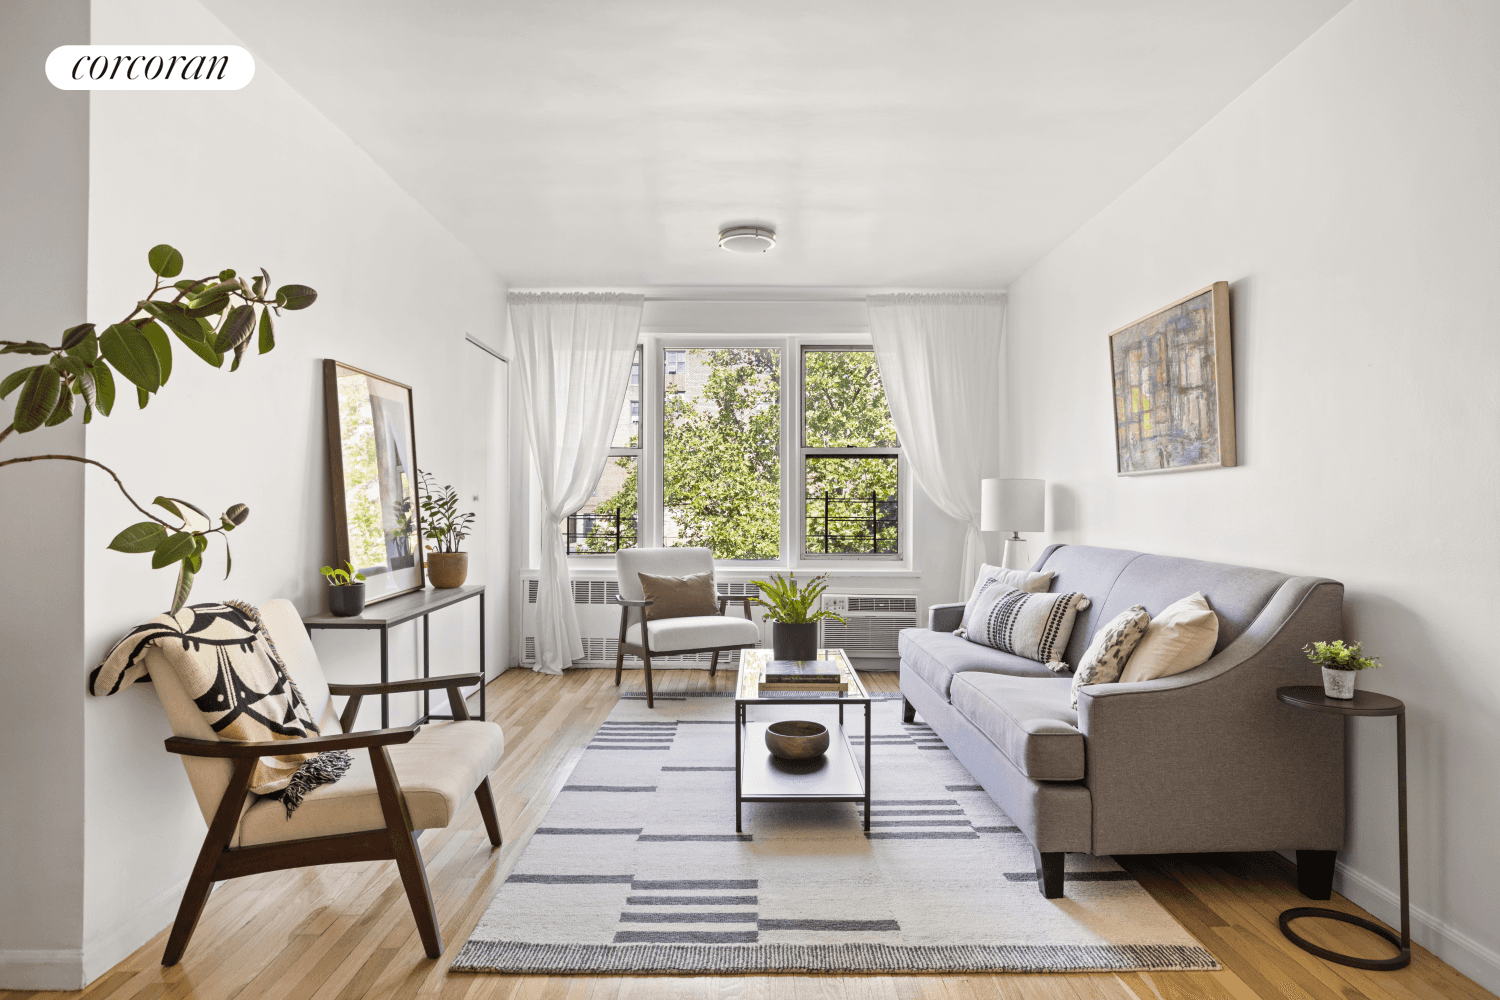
[765,720,829,760]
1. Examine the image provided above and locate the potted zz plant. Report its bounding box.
[418,470,476,589]
[1304,639,1380,699]
[320,561,367,617]
[752,572,846,661]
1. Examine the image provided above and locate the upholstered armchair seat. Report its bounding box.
[623,615,760,653]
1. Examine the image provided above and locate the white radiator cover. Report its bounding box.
[818,592,920,659]
[520,576,766,667]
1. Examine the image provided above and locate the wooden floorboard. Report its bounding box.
[7,667,1492,1000]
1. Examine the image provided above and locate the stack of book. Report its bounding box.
[758,659,848,695]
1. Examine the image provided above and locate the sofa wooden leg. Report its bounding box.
[161,868,215,966]
[371,745,443,958]
[614,644,625,686]
[474,777,503,848]
[902,697,916,725]
[1297,849,1336,900]
[709,649,719,679]
[1034,847,1065,899]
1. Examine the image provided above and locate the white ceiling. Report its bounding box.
[203,0,1349,290]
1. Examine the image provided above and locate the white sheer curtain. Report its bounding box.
[510,292,643,674]
[866,292,1006,598]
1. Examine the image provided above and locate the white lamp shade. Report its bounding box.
[981,478,1045,533]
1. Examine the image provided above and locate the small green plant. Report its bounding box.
[417,470,475,553]
[751,573,847,625]
[1304,640,1380,671]
[320,561,366,587]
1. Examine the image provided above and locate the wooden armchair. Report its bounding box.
[150,599,503,966]
[612,547,760,707]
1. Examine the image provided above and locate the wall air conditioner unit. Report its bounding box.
[818,592,919,660]
[520,574,766,667]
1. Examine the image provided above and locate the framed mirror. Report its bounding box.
[323,360,424,603]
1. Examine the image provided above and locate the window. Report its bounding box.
[662,347,781,560]
[801,348,899,556]
[564,347,639,554]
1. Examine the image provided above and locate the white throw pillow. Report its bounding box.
[1118,592,1220,683]
[958,564,1055,635]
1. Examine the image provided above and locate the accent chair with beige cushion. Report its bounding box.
[151,599,504,965]
[614,547,760,707]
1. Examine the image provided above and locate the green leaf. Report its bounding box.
[153,530,196,569]
[175,332,223,369]
[170,560,195,615]
[223,536,232,579]
[257,307,274,354]
[13,365,61,433]
[108,521,168,553]
[139,300,207,342]
[164,496,210,521]
[61,323,95,350]
[99,323,162,392]
[223,502,249,526]
[214,304,256,353]
[274,284,318,310]
[173,279,205,293]
[183,295,229,319]
[153,496,183,519]
[55,357,97,410]
[1,341,54,355]
[92,362,115,416]
[148,244,184,278]
[188,281,239,308]
[229,339,248,372]
[137,386,150,409]
[44,382,75,425]
[0,366,34,399]
[139,321,172,386]
[64,325,98,364]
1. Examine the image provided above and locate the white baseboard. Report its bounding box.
[79,872,191,984]
[1282,850,1500,994]
[0,949,85,991]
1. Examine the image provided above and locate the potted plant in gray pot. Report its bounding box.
[1304,639,1380,699]
[752,572,845,661]
[418,470,476,588]
[320,561,367,616]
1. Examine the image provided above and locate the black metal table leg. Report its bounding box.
[422,612,431,722]
[479,590,487,721]
[863,699,871,831]
[734,701,743,833]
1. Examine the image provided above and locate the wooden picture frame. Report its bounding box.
[323,360,425,603]
[1109,281,1236,476]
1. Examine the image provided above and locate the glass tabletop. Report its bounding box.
[736,648,869,702]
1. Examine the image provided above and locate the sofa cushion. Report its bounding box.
[899,627,1055,700]
[950,673,1085,781]
[626,615,760,652]
[958,563,1055,634]
[1032,545,1146,668]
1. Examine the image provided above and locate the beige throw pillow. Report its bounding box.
[1118,592,1219,683]
[638,571,719,621]
[958,564,1056,635]
[1071,605,1150,709]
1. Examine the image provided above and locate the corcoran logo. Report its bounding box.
[46,45,254,90]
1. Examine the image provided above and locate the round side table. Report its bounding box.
[1276,685,1410,970]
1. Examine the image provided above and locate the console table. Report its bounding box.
[303,584,486,728]
[1275,685,1409,970]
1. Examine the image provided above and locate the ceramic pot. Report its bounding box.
[328,583,365,617]
[771,621,819,661]
[427,551,468,589]
[1322,665,1355,699]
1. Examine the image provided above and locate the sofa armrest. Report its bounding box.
[1076,576,1347,856]
[928,602,966,632]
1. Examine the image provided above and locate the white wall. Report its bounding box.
[0,1,91,990]
[72,0,506,982]
[1004,0,1500,988]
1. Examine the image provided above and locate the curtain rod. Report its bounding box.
[643,296,867,303]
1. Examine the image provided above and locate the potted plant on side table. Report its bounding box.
[752,572,845,661]
[418,469,476,588]
[320,561,367,616]
[1304,639,1380,699]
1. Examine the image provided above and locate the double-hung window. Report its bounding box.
[800,347,900,557]
[563,346,640,554]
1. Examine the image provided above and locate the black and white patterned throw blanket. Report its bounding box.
[90,602,351,816]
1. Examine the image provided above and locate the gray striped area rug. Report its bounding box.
[453,694,1218,974]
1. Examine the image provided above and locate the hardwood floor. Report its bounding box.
[8,667,1492,1000]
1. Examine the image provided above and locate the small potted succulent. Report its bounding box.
[320,561,367,617]
[1304,639,1380,699]
[418,470,476,589]
[752,572,846,661]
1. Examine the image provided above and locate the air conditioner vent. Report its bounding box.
[526,579,539,604]
[847,595,916,614]
[818,592,919,658]
[717,582,758,597]
[571,580,620,604]
[524,636,536,661]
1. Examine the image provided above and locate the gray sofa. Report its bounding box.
[899,543,1346,898]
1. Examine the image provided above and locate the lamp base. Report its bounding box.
[1001,535,1031,571]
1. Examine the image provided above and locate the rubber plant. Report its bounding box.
[0,244,317,612]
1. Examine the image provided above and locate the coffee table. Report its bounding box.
[734,648,871,832]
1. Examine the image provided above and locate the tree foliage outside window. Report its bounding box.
[804,349,899,555]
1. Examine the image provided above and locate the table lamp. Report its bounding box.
[981,478,1045,570]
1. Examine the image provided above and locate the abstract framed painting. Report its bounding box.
[1109,281,1236,476]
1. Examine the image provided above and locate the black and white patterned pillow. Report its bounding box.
[1071,605,1151,709]
[958,564,1056,635]
[961,584,1090,671]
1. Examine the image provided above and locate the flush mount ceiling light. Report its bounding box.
[718,226,776,253]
